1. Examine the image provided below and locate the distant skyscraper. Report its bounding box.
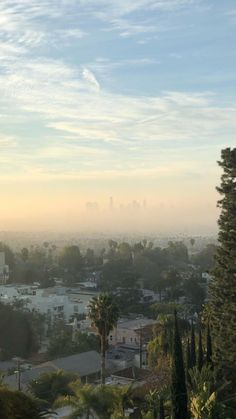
[132,200,140,210]
[109,196,114,211]
[143,199,147,209]
[86,202,99,212]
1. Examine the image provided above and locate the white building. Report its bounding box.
[0,285,95,323]
[0,252,9,285]
[202,272,213,283]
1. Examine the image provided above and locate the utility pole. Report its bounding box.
[13,357,22,391]
[17,359,21,391]
[139,325,142,369]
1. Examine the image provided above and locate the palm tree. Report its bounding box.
[88,293,119,384]
[145,389,159,419]
[55,381,96,419]
[55,381,126,419]
[189,366,218,419]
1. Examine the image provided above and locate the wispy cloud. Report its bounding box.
[78,0,196,19]
[0,41,26,59]
[55,29,87,40]
[1,53,236,141]
[0,0,200,47]
[0,49,235,180]
[38,144,109,158]
[87,57,158,82]
[82,68,100,91]
[0,135,17,148]
[225,9,236,23]
[0,158,219,183]
[105,18,157,37]
[78,0,199,37]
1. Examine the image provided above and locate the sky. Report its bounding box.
[0,0,235,234]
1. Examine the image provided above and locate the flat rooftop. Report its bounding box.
[116,318,157,330]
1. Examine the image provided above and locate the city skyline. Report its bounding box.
[86,197,148,211]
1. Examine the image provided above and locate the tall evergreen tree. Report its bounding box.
[190,321,196,368]
[171,311,188,419]
[159,397,165,419]
[197,328,204,372]
[206,323,212,366]
[209,148,236,392]
[186,338,191,383]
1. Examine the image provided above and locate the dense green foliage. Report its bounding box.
[0,302,39,359]
[59,245,83,271]
[171,311,188,419]
[48,327,100,358]
[101,241,190,294]
[13,245,55,285]
[186,338,191,384]
[145,389,159,419]
[159,397,165,419]
[190,322,196,369]
[2,235,214,315]
[0,242,15,268]
[28,370,78,405]
[197,329,204,372]
[182,277,205,307]
[206,324,212,367]
[192,244,217,272]
[55,381,128,419]
[188,366,218,419]
[0,387,42,419]
[148,314,190,368]
[209,148,236,394]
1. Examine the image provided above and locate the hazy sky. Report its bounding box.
[0,0,235,233]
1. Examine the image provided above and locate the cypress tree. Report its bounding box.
[153,406,157,419]
[171,310,188,419]
[209,148,236,391]
[186,338,191,382]
[197,328,204,372]
[190,321,196,368]
[206,323,212,366]
[159,397,165,419]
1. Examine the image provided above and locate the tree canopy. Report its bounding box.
[0,303,38,360]
[0,387,42,419]
[209,148,236,395]
[28,370,78,405]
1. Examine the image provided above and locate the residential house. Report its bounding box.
[108,318,157,348]
[4,350,101,390]
[0,252,9,285]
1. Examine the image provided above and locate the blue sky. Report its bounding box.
[0,0,235,232]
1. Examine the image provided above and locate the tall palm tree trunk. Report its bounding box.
[101,333,106,384]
